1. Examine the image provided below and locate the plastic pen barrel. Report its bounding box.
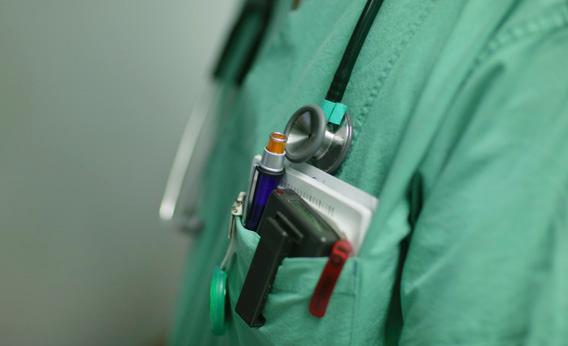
[244,132,287,231]
[244,170,284,230]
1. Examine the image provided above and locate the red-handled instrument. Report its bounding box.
[309,239,353,318]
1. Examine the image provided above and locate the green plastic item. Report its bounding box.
[209,267,228,336]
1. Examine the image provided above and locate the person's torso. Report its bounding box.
[171,1,564,345]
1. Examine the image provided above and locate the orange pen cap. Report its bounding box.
[265,132,287,154]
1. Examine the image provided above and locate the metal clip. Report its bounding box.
[221,192,246,270]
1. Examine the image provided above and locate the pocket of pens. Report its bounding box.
[227,217,359,345]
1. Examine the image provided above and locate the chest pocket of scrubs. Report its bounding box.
[227,218,359,345]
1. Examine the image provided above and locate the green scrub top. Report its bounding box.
[171,0,568,345]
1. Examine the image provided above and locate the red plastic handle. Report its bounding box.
[309,240,353,318]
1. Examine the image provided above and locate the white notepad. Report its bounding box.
[279,163,378,254]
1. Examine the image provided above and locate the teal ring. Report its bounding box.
[210,267,228,335]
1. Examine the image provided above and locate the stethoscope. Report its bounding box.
[160,0,384,232]
[159,0,276,232]
[284,0,384,173]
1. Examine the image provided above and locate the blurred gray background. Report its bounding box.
[0,1,236,345]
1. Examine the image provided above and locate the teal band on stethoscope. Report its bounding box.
[320,99,348,125]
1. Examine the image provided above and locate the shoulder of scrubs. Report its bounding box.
[400,3,568,345]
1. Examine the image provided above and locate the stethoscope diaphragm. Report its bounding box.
[284,104,353,173]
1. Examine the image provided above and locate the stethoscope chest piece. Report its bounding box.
[284,104,352,173]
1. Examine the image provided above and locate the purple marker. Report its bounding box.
[244,132,288,231]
